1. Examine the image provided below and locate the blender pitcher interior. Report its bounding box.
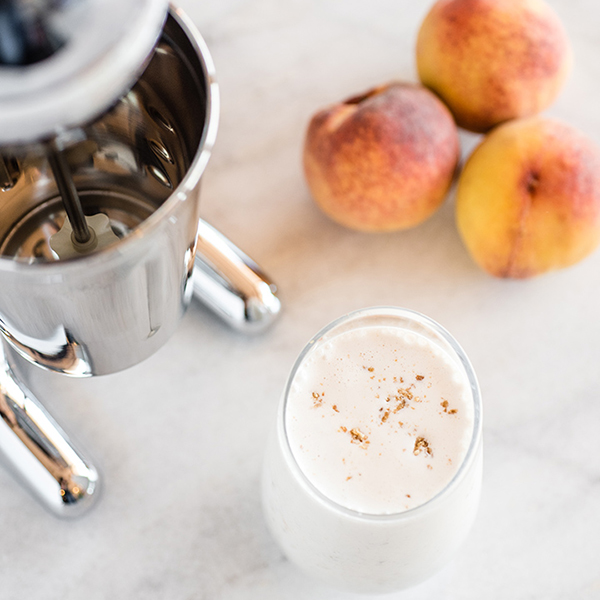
[0,11,215,376]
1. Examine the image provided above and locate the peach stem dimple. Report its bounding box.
[343,85,388,105]
[526,171,541,196]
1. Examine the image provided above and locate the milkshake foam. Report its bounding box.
[285,324,474,514]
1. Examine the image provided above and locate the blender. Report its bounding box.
[0,0,281,516]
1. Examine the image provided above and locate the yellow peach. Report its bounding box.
[456,117,600,278]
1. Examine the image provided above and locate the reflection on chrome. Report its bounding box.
[0,317,92,376]
[0,343,100,517]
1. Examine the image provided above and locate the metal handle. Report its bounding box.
[0,343,100,517]
[192,220,281,333]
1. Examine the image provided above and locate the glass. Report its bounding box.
[262,307,483,593]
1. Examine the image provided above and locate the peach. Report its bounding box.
[416,0,572,133]
[456,117,600,278]
[303,83,459,232]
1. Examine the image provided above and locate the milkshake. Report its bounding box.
[262,307,482,593]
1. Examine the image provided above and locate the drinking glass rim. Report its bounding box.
[280,306,483,522]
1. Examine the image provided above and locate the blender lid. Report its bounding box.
[0,0,168,146]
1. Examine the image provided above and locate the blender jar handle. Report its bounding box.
[192,220,281,333]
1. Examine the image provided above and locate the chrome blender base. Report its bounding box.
[0,226,280,517]
[0,342,100,517]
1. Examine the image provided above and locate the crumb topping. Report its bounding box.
[413,436,433,457]
[350,428,369,447]
[441,399,458,414]
[312,391,323,407]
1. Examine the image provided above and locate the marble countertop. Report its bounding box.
[1,0,599,598]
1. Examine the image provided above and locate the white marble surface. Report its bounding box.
[1,0,599,598]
